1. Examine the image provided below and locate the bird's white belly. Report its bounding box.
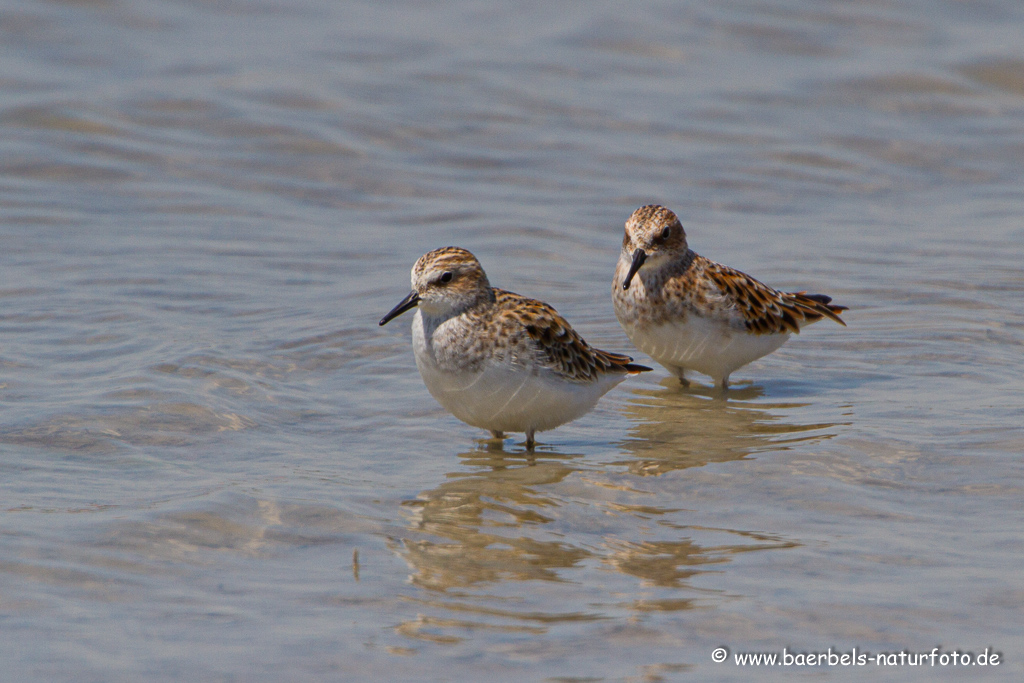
[412,312,624,433]
[625,316,789,381]
[415,359,622,433]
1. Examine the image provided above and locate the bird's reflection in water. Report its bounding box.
[603,529,798,593]
[396,443,588,592]
[392,444,608,642]
[389,386,830,644]
[613,377,842,476]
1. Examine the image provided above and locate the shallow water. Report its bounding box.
[2,0,1023,680]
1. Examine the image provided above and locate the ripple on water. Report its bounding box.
[0,402,256,454]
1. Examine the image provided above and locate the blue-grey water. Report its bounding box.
[2,0,1023,680]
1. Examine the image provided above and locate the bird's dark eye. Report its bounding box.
[439,271,453,284]
[659,226,672,241]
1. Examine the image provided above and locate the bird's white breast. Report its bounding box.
[412,311,625,433]
[622,315,788,381]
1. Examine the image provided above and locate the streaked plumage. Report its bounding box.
[612,205,846,388]
[381,247,650,448]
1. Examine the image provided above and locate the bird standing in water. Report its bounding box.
[382,247,650,448]
[613,205,845,388]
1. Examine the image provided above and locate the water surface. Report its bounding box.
[1,0,1023,680]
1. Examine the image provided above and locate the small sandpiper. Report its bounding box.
[381,247,650,448]
[613,205,846,388]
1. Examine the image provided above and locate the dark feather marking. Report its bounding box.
[492,289,651,381]
[703,261,846,334]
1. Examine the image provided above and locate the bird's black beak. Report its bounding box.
[621,248,647,290]
[379,291,420,325]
